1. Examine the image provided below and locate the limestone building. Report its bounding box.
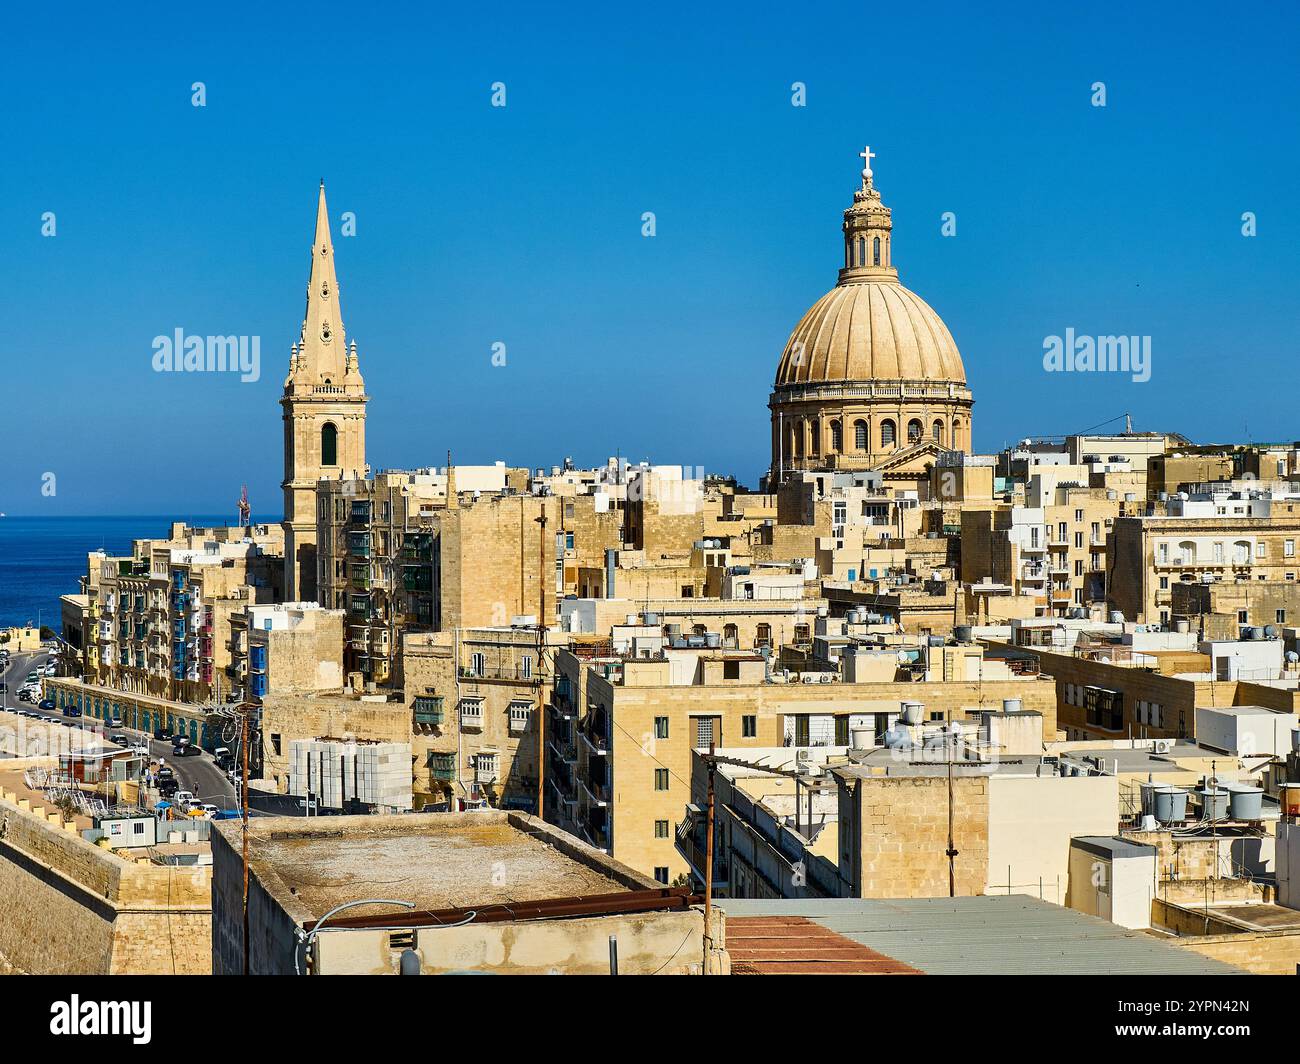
[282,182,368,602]
[770,148,973,484]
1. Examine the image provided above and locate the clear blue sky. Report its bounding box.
[2,0,1296,515]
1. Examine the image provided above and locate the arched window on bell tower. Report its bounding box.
[321,422,338,466]
[873,237,881,266]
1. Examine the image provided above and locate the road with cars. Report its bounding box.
[0,648,238,813]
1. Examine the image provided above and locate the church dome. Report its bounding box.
[767,147,975,480]
[774,280,965,387]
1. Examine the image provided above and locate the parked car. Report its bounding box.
[110,732,129,745]
[153,727,170,741]
[172,790,194,808]
[175,743,201,757]
[198,804,219,818]
[38,698,56,711]
[63,705,81,718]
[130,744,150,757]
[17,689,32,703]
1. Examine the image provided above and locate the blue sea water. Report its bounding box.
[0,516,241,630]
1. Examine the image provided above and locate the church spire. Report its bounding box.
[288,181,361,389]
[840,144,897,284]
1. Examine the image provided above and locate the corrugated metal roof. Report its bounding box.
[728,916,923,975]
[719,895,1245,975]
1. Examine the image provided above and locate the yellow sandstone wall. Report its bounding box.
[0,787,211,974]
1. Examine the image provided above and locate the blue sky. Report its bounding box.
[1,0,1296,515]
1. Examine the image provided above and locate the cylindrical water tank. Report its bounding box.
[899,701,924,725]
[1002,698,1022,714]
[644,611,660,625]
[665,623,681,638]
[1225,784,1263,821]
[1174,618,1190,634]
[1109,611,1124,624]
[1198,786,1229,821]
[954,625,973,643]
[847,608,862,624]
[1152,786,1189,823]
[704,632,721,649]
[850,726,874,751]
[1292,728,1300,754]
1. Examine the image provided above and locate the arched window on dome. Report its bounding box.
[932,419,944,444]
[880,419,896,449]
[321,422,338,466]
[952,419,963,450]
[788,421,799,459]
[856,237,866,266]
[873,237,881,266]
[830,420,842,453]
[809,421,820,456]
[794,419,805,458]
[854,419,868,451]
[907,419,922,444]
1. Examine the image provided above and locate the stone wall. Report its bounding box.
[845,775,990,897]
[1155,900,1300,974]
[0,781,211,974]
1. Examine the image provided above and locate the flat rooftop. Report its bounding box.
[1074,835,1158,860]
[832,746,1045,780]
[229,811,653,920]
[1200,903,1300,933]
[1199,704,1292,717]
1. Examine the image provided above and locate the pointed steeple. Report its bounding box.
[289,181,362,389]
[280,180,369,604]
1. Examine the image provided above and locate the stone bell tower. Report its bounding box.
[281,181,368,602]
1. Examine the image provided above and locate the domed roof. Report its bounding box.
[774,280,966,388]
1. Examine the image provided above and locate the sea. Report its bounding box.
[0,515,246,631]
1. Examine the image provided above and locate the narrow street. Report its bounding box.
[0,649,237,811]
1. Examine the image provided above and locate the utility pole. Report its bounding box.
[230,696,261,975]
[946,737,957,898]
[536,506,548,821]
[704,741,717,955]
